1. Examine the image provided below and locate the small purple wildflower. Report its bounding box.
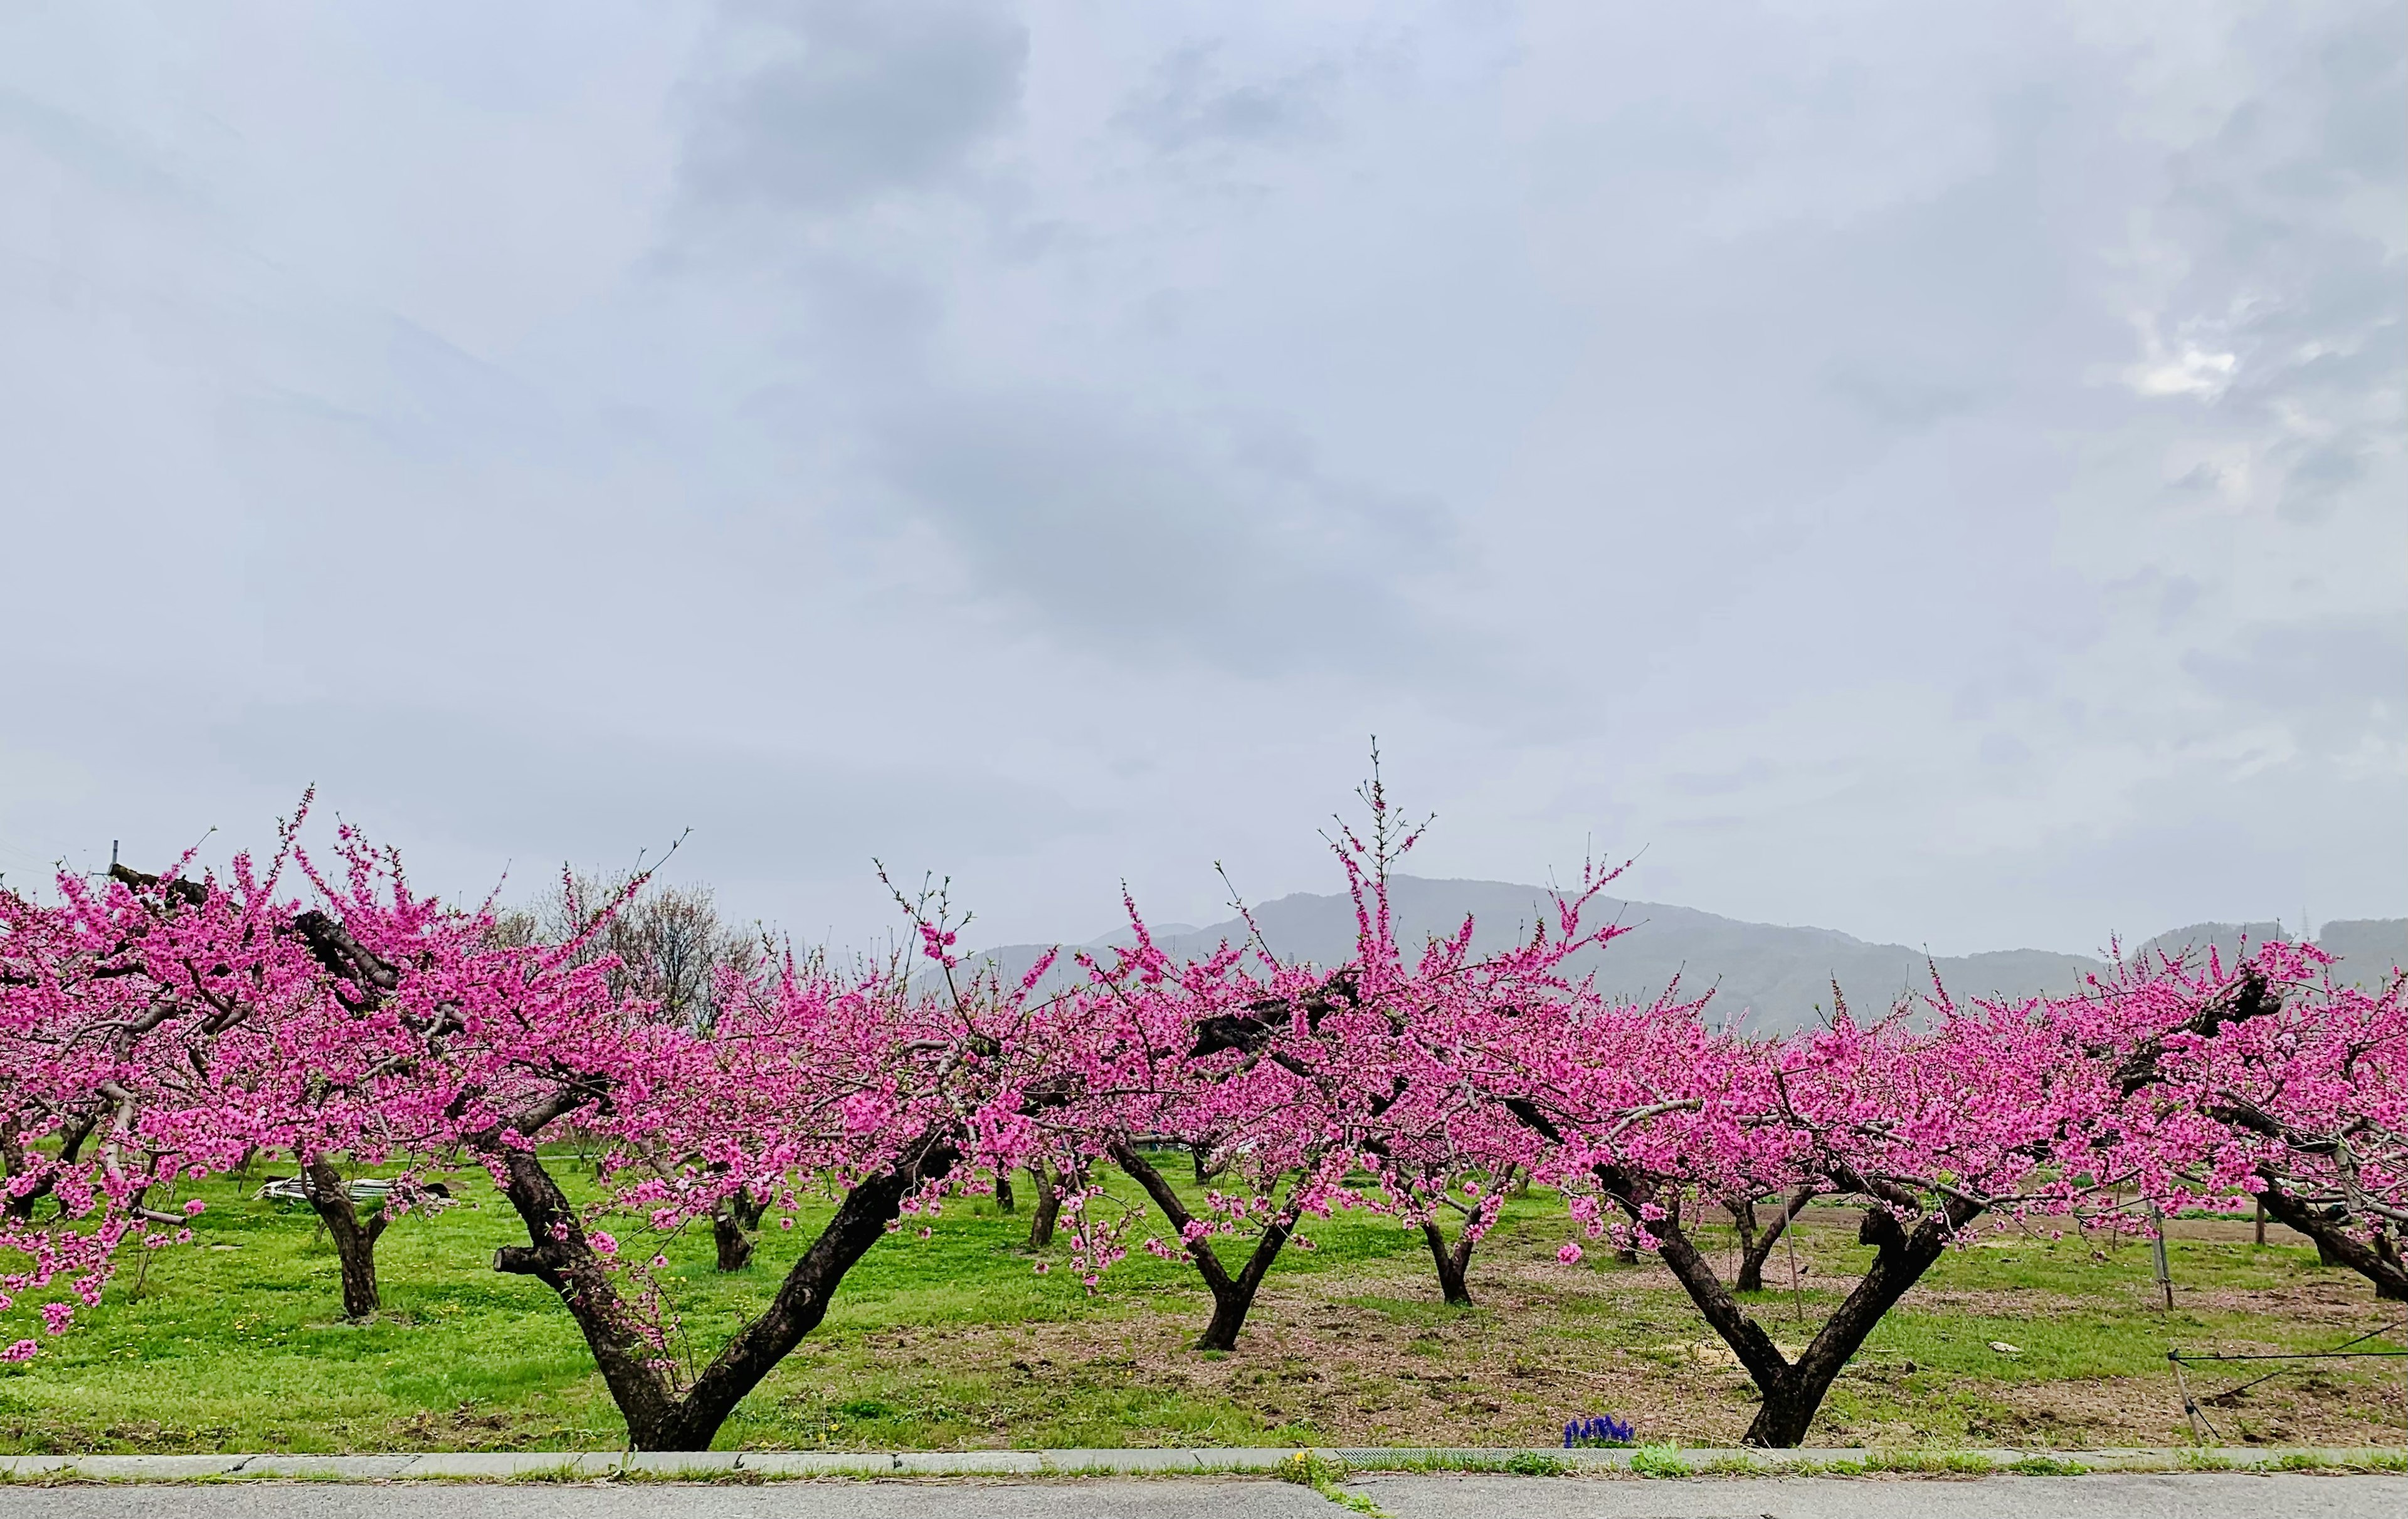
[1563,1413,1635,1448]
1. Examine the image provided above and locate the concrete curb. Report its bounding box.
[0,1446,2400,1483]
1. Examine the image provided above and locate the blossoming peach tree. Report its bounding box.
[1481,938,2401,1446]
[3,807,567,1327]
[0,834,310,1355]
[1069,765,1669,1337]
[453,869,1118,1452]
[2108,940,2405,1301]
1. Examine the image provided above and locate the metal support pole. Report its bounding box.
[2169,1352,2219,1446]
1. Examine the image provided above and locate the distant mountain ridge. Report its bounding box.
[968,876,2406,1033]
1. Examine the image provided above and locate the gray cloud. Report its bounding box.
[1822,368,1985,433]
[207,699,1101,883]
[2277,435,2370,522]
[2136,9,2405,527]
[2182,618,2408,720]
[865,389,1460,675]
[679,0,1028,213]
[0,84,181,202]
[1114,43,1337,154]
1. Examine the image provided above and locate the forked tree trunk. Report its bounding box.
[712,1186,768,1272]
[1729,1187,1816,1293]
[1111,1138,1297,1351]
[302,1155,388,1320]
[2257,1177,2408,1301]
[1420,1219,1476,1306]
[1496,1101,1967,1448]
[1619,1175,1977,1446]
[488,1127,960,1451]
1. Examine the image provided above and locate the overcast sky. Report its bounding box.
[3,1,2401,958]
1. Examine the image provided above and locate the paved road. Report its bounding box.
[1353,1471,2408,1516]
[5,1474,2407,1519]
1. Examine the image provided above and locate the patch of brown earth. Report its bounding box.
[1963,1370,2408,1449]
[776,1216,2405,1452]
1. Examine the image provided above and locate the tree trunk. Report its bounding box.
[1421,1219,1475,1306]
[302,1155,387,1321]
[711,1213,753,1272]
[2256,1179,2408,1301]
[3,1110,98,1222]
[1732,1187,1815,1294]
[712,1186,767,1273]
[1027,1160,1061,1248]
[995,1171,1015,1214]
[1600,1169,1975,1447]
[1111,1138,1297,1351]
[488,1127,959,1451]
[1737,1202,1971,1446]
[1494,1098,1971,1445]
[0,1122,32,1223]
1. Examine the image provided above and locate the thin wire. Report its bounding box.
[2175,1320,2408,1406]
[2172,1317,2404,1365]
[2174,1349,2408,1363]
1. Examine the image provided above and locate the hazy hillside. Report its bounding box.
[2310,918,2408,984]
[968,877,2405,1033]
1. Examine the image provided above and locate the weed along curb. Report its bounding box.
[4,1447,2406,1483]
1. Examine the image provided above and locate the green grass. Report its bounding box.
[1275,1451,1386,1513]
[1862,1451,1998,1474]
[4,1168,2403,1454]
[2005,1456,2091,1475]
[1629,1444,1689,1477]
[0,1155,1436,1454]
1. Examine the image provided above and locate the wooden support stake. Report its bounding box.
[2150,1204,2175,1312]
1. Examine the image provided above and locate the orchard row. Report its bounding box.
[4,781,2401,1448]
